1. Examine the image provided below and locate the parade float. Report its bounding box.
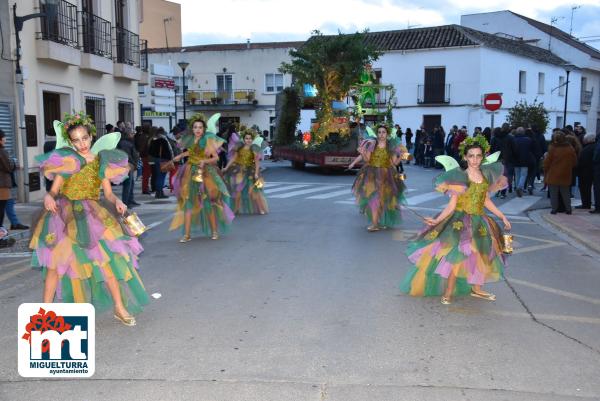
[273,30,397,170]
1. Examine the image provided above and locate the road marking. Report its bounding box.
[509,278,600,305]
[335,200,356,205]
[511,242,566,254]
[0,252,33,258]
[0,264,31,283]
[405,192,444,206]
[499,195,541,215]
[449,307,600,325]
[0,258,31,268]
[270,185,343,199]
[307,189,352,199]
[264,184,310,194]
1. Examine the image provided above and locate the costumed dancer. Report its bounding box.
[170,113,234,241]
[348,123,408,231]
[222,128,269,215]
[30,112,149,326]
[400,135,512,304]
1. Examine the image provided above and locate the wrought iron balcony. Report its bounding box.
[347,84,395,108]
[140,39,148,72]
[186,89,257,105]
[114,26,140,67]
[79,11,112,59]
[38,0,79,48]
[417,83,451,104]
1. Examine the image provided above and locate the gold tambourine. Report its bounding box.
[254,177,265,189]
[502,233,513,254]
[121,211,148,237]
[192,166,204,183]
[401,152,413,162]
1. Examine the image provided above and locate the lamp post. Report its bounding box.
[563,64,575,128]
[12,4,46,202]
[177,61,189,123]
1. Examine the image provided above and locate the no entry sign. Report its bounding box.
[483,93,502,112]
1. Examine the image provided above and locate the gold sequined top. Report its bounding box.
[61,158,102,200]
[236,147,255,168]
[368,146,392,168]
[187,143,206,165]
[455,179,488,215]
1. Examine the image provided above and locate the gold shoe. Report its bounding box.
[211,233,219,240]
[441,296,452,305]
[367,225,380,232]
[470,290,496,301]
[179,235,191,243]
[114,313,136,326]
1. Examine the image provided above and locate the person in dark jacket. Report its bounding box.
[413,125,426,165]
[404,128,413,150]
[512,127,535,197]
[433,126,445,169]
[576,133,596,209]
[117,127,140,207]
[524,128,542,194]
[135,125,152,194]
[445,125,457,159]
[590,136,600,214]
[490,124,516,198]
[0,130,15,232]
[148,127,173,199]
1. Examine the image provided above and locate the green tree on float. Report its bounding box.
[506,99,550,133]
[280,30,381,143]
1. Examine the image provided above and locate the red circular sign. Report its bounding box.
[483,93,502,111]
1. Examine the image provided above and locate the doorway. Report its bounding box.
[43,92,61,137]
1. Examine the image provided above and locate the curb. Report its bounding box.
[541,213,600,254]
[529,209,600,259]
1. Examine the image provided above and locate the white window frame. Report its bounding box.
[537,72,545,94]
[519,71,526,94]
[559,76,565,96]
[265,73,284,93]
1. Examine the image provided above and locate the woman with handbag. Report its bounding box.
[0,130,15,237]
[148,127,174,199]
[170,113,234,241]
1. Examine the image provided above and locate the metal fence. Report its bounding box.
[80,11,112,59]
[38,0,79,48]
[114,26,140,67]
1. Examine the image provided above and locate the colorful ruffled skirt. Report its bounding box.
[352,165,406,227]
[400,211,506,297]
[170,163,234,236]
[29,198,149,314]
[223,164,268,215]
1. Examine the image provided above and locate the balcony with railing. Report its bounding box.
[346,84,395,112]
[185,89,258,110]
[581,89,593,110]
[36,0,81,65]
[79,10,112,74]
[139,39,149,85]
[113,26,141,80]
[417,83,451,105]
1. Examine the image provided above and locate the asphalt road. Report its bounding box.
[1,161,599,401]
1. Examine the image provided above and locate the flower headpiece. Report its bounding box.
[459,134,490,158]
[188,112,207,128]
[241,127,258,139]
[61,111,96,142]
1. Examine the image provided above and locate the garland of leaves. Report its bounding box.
[458,134,490,158]
[61,111,96,141]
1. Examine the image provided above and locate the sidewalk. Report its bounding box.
[538,208,600,254]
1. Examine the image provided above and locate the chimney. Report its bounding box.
[246,39,250,49]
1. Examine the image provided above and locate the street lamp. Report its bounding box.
[563,63,575,128]
[12,4,46,202]
[177,61,189,123]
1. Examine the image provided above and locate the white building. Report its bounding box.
[301,24,574,137]
[146,41,302,137]
[462,10,600,134]
[7,0,148,201]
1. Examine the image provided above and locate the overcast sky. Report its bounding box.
[170,0,599,50]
